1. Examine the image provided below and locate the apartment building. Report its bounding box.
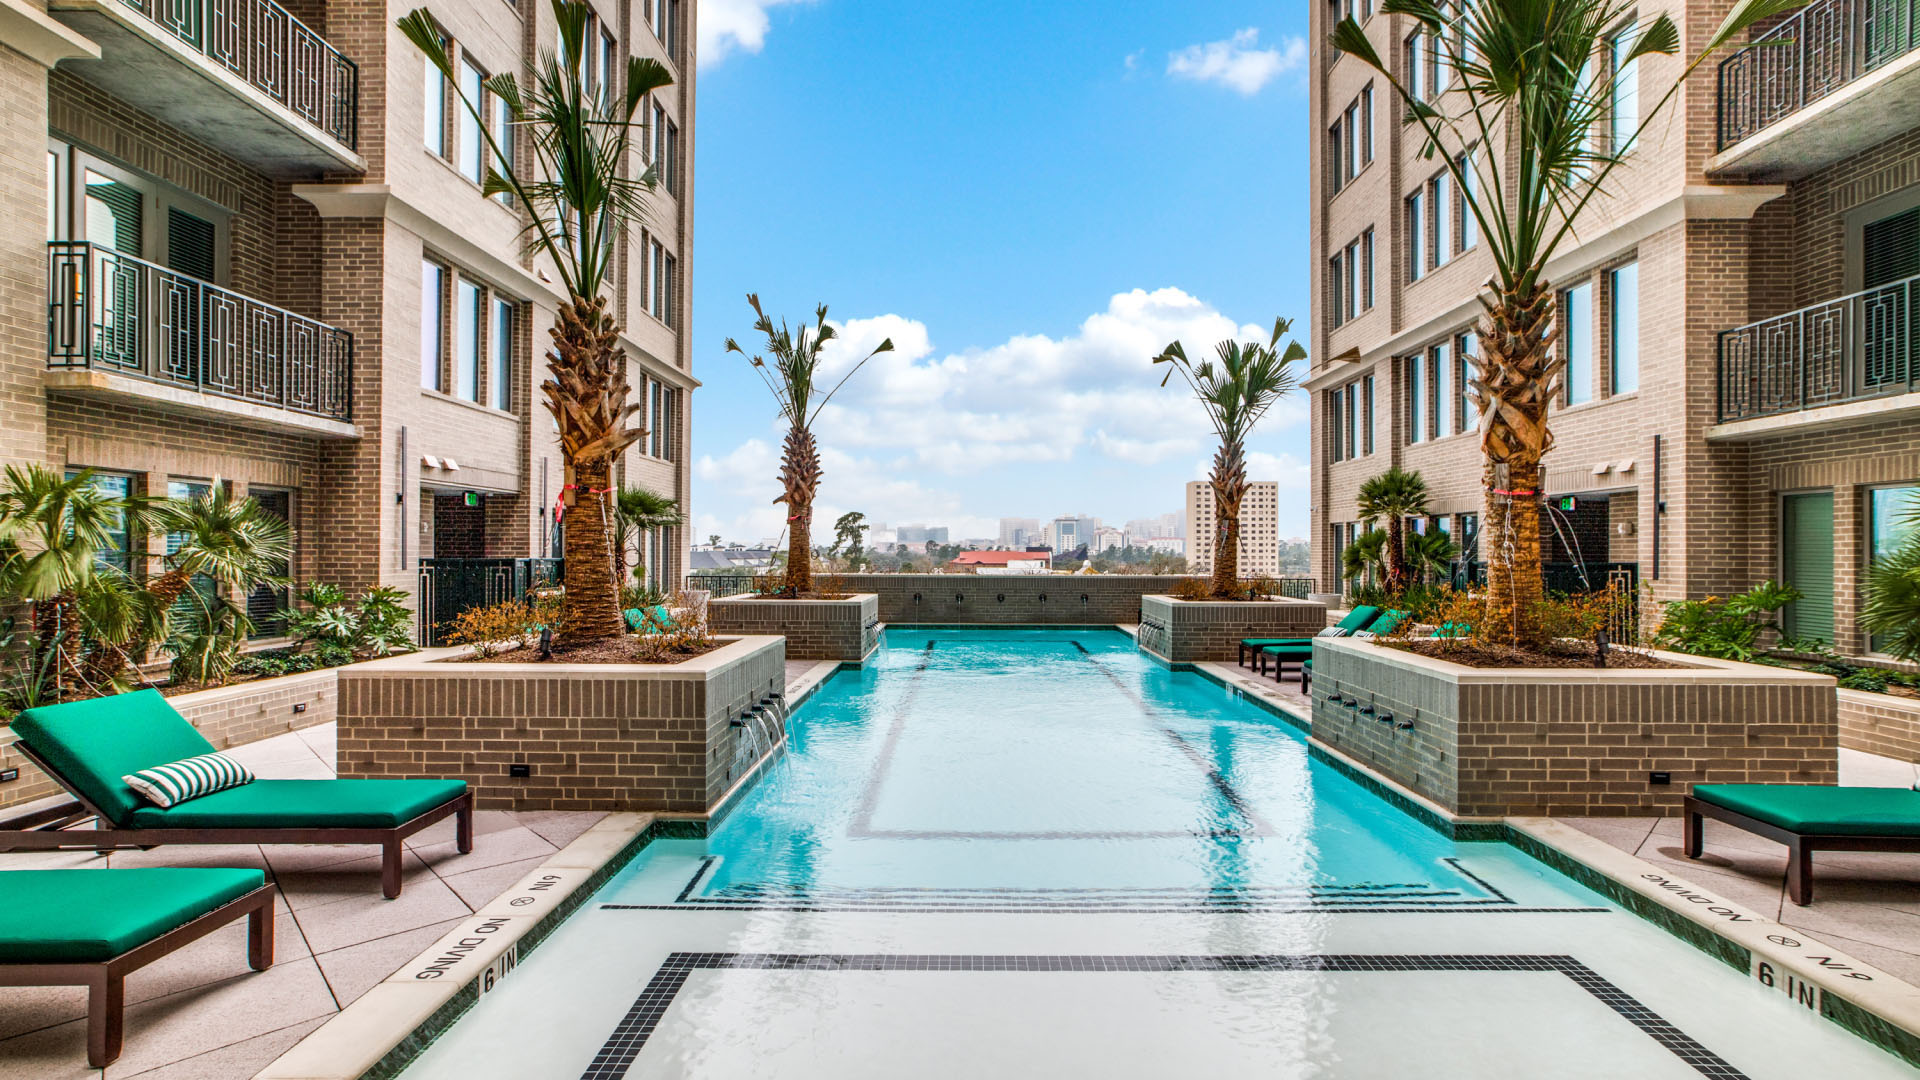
[0,0,695,636]
[1186,480,1282,576]
[1308,0,1920,654]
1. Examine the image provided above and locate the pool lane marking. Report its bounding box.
[674,856,718,903]
[1070,639,1276,837]
[576,952,1744,1080]
[845,640,937,836]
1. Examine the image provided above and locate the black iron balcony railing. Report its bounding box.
[1717,0,1920,149]
[1717,272,1918,422]
[48,241,353,422]
[118,0,357,149]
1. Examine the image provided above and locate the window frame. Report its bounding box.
[1407,189,1425,282]
[1609,260,1639,395]
[421,259,447,392]
[1561,278,1596,406]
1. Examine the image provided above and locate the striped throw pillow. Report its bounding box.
[123,753,255,809]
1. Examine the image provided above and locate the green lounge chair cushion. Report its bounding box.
[624,605,677,633]
[1359,609,1409,636]
[10,689,218,827]
[1260,644,1314,659]
[0,868,265,962]
[127,778,468,830]
[1693,784,1920,837]
[1242,606,1391,650]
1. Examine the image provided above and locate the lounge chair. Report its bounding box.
[0,690,472,899]
[1685,784,1920,905]
[1237,605,1381,668]
[1258,610,1410,680]
[624,604,677,633]
[0,868,274,1066]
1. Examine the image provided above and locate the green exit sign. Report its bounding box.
[1556,496,1578,512]
[465,491,480,507]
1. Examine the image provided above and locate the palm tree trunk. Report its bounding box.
[1210,439,1248,597]
[545,294,638,645]
[1478,281,1556,647]
[1385,519,1407,593]
[31,595,78,696]
[146,569,193,611]
[778,424,821,596]
[561,456,625,642]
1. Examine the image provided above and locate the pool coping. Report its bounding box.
[255,659,850,1080]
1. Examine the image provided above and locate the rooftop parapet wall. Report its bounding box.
[829,574,1211,626]
[707,594,879,663]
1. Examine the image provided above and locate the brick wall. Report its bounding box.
[0,669,338,811]
[1311,638,1838,817]
[1138,595,1326,663]
[0,45,49,475]
[336,638,785,812]
[707,594,879,662]
[1838,689,1920,764]
[831,574,1202,626]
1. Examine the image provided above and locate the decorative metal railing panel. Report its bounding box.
[118,0,356,149]
[1717,273,1918,421]
[1717,0,1920,149]
[47,241,353,421]
[418,558,564,646]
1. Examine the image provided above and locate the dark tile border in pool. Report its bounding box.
[577,951,1751,1080]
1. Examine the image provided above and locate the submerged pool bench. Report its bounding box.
[1685,784,1920,906]
[0,869,275,1066]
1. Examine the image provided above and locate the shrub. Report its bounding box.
[167,601,252,685]
[1839,669,1890,693]
[1168,577,1212,601]
[633,591,715,662]
[445,599,542,658]
[286,583,417,659]
[1652,581,1800,662]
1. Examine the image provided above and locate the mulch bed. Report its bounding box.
[1386,639,1687,669]
[450,638,725,664]
[738,593,852,601]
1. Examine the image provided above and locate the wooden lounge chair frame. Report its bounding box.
[0,743,472,900]
[1684,793,1920,906]
[0,883,275,1067]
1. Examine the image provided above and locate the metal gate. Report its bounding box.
[417,558,562,645]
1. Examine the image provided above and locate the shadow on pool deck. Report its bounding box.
[0,721,606,1079]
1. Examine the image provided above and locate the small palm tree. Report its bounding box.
[401,0,674,643]
[1355,467,1431,592]
[1342,528,1389,591]
[611,486,684,589]
[1407,529,1460,585]
[144,482,292,611]
[1153,319,1306,597]
[725,296,893,596]
[1863,504,1920,661]
[1331,0,1796,644]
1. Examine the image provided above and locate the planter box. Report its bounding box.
[0,667,340,811]
[1136,594,1327,663]
[1839,687,1920,764]
[707,593,880,662]
[335,636,786,813]
[1309,638,1837,817]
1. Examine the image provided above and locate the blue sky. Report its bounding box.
[689,0,1314,546]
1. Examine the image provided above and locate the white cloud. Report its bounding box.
[699,0,812,66]
[1166,28,1304,95]
[696,288,1314,544]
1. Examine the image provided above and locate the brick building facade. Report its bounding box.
[1308,0,1920,657]
[0,0,695,638]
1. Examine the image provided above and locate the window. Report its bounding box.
[663,119,679,195]
[1458,331,1479,427]
[456,279,482,401]
[67,471,133,575]
[1870,486,1920,652]
[1433,341,1452,437]
[1610,261,1639,394]
[459,59,486,183]
[1562,280,1594,405]
[1330,252,1345,327]
[1610,23,1639,152]
[246,489,291,638]
[83,167,142,254]
[1362,228,1375,308]
[600,30,617,105]
[651,381,665,457]
[166,479,217,622]
[1343,383,1358,460]
[491,93,515,202]
[660,388,677,461]
[1329,120,1346,193]
[649,240,665,317]
[659,0,680,61]
[1457,152,1478,251]
[1433,172,1451,265]
[1343,239,1359,322]
[1363,375,1376,454]
[425,53,448,157]
[1407,190,1425,281]
[491,297,514,411]
[1343,101,1359,180]
[662,252,677,327]
[1406,33,1425,101]
[652,101,667,170]
[421,260,445,391]
[1407,352,1424,443]
[1361,84,1374,164]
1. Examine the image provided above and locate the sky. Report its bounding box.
[688,0,1314,547]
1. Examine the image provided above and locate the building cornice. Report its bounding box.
[290,183,701,391]
[0,0,98,67]
[1310,184,1788,378]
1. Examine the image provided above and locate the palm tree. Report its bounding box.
[1331,0,1796,644]
[1355,467,1431,592]
[1153,318,1306,597]
[725,296,893,596]
[1407,530,1460,585]
[0,465,152,694]
[611,485,684,589]
[400,1,674,643]
[143,482,292,612]
[1342,528,1389,592]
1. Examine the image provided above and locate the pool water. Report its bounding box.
[404,630,1919,1079]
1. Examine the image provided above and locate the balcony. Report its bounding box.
[1712,272,1919,437]
[50,0,361,175]
[1712,0,1920,178]
[46,241,357,438]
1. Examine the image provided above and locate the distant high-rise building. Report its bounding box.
[999,517,1041,549]
[1125,512,1184,540]
[896,524,930,544]
[1186,482,1281,576]
[1047,515,1099,554]
[1093,527,1126,553]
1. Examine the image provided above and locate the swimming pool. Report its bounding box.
[403,629,1918,1078]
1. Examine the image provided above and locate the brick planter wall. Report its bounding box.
[335,637,786,813]
[707,594,879,662]
[1839,688,1920,764]
[829,574,1202,625]
[1136,595,1327,663]
[1310,638,1838,817]
[0,667,339,811]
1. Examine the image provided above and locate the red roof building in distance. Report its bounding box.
[949,550,1052,567]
